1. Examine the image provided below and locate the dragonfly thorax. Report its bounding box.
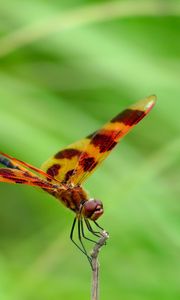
[52,186,104,220]
[49,185,85,211]
[81,199,104,221]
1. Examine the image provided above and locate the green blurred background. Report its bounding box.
[0,1,180,299]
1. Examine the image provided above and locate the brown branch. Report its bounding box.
[90,230,109,300]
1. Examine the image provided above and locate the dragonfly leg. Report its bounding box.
[85,219,101,238]
[85,219,107,246]
[93,220,104,231]
[77,218,92,267]
[70,217,92,267]
[70,217,86,255]
[80,219,97,244]
[93,220,107,245]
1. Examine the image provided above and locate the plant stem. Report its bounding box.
[91,230,109,300]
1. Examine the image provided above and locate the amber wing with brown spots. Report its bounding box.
[68,95,156,185]
[0,168,57,189]
[0,151,59,183]
[41,95,156,186]
[41,139,89,183]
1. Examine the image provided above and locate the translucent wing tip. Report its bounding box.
[129,95,157,113]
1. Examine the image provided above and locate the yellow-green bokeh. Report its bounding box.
[0,1,180,299]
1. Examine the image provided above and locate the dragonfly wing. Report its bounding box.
[41,139,90,183]
[0,168,57,189]
[0,151,59,183]
[67,95,156,185]
[41,95,156,186]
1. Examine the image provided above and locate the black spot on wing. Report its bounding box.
[33,180,53,188]
[79,155,98,172]
[90,133,117,153]
[111,109,145,126]
[64,169,75,183]
[47,164,61,180]
[14,179,27,184]
[54,148,81,159]
[0,168,14,176]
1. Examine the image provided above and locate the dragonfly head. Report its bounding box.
[82,199,104,221]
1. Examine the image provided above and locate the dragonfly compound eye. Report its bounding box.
[82,199,104,221]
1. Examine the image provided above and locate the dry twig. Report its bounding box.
[91,230,109,300]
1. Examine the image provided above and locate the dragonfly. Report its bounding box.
[0,95,156,265]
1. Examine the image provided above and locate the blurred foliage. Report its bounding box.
[0,0,180,299]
